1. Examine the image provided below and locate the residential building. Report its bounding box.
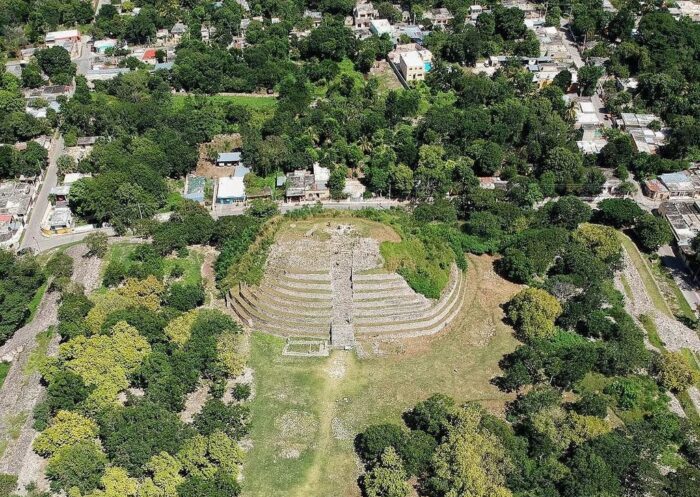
[45,29,80,46]
[216,152,242,167]
[216,176,246,204]
[659,201,700,248]
[642,179,670,201]
[171,22,188,38]
[44,207,73,233]
[652,171,700,199]
[353,2,379,28]
[86,68,131,82]
[0,181,34,224]
[285,165,331,202]
[618,113,661,129]
[93,39,118,54]
[669,1,700,22]
[629,128,666,155]
[370,19,393,37]
[478,177,508,190]
[423,8,453,28]
[304,10,323,28]
[398,49,433,82]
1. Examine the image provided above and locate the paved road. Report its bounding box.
[20,136,63,252]
[658,244,700,315]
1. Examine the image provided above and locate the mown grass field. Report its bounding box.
[241,254,521,497]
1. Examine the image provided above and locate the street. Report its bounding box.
[658,244,700,315]
[19,136,63,252]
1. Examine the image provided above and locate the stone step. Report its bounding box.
[353,296,430,310]
[352,273,404,282]
[356,272,464,335]
[258,283,333,302]
[243,287,331,319]
[353,287,419,300]
[277,280,333,293]
[283,271,331,282]
[234,289,331,329]
[352,279,408,291]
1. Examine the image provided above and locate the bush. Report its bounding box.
[572,392,609,418]
[166,283,205,311]
[45,252,73,279]
[231,383,251,401]
[102,260,127,287]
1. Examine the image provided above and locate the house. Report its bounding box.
[75,137,98,149]
[216,176,246,204]
[184,175,205,203]
[45,207,73,233]
[63,173,91,185]
[395,25,424,43]
[629,128,666,155]
[659,201,700,248]
[0,181,33,224]
[577,139,608,154]
[643,179,670,201]
[49,185,71,203]
[657,171,700,199]
[171,22,188,38]
[216,152,242,167]
[470,5,485,20]
[423,8,453,29]
[478,177,508,190]
[234,165,251,178]
[93,39,118,54]
[285,165,331,202]
[399,50,433,82]
[370,19,393,37]
[575,100,602,130]
[45,29,80,46]
[304,10,323,28]
[669,1,700,22]
[353,2,379,28]
[618,113,661,129]
[142,49,158,63]
[86,68,131,82]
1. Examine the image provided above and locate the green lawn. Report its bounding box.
[26,281,48,323]
[241,255,520,497]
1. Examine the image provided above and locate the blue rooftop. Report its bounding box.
[217,152,242,163]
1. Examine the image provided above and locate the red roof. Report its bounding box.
[142,49,157,60]
[0,214,13,223]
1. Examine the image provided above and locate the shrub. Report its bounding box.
[193,399,250,440]
[46,252,73,279]
[166,283,205,311]
[232,383,251,401]
[0,474,17,496]
[506,288,563,342]
[572,392,609,418]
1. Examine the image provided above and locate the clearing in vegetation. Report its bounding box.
[241,254,521,497]
[228,215,468,348]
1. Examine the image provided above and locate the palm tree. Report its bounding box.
[358,136,373,154]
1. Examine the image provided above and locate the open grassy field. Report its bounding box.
[241,254,521,497]
[102,242,204,287]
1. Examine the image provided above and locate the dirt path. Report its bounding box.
[290,352,352,497]
[0,243,103,494]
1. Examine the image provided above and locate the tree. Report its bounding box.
[577,65,603,97]
[328,166,347,200]
[362,447,411,497]
[506,288,562,342]
[355,424,407,463]
[572,223,621,265]
[193,399,250,440]
[33,410,98,457]
[85,232,108,258]
[45,441,107,494]
[21,60,44,88]
[595,198,644,228]
[166,283,205,311]
[655,351,697,392]
[403,394,456,439]
[633,214,672,252]
[35,47,75,83]
[424,404,512,497]
[540,196,592,230]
